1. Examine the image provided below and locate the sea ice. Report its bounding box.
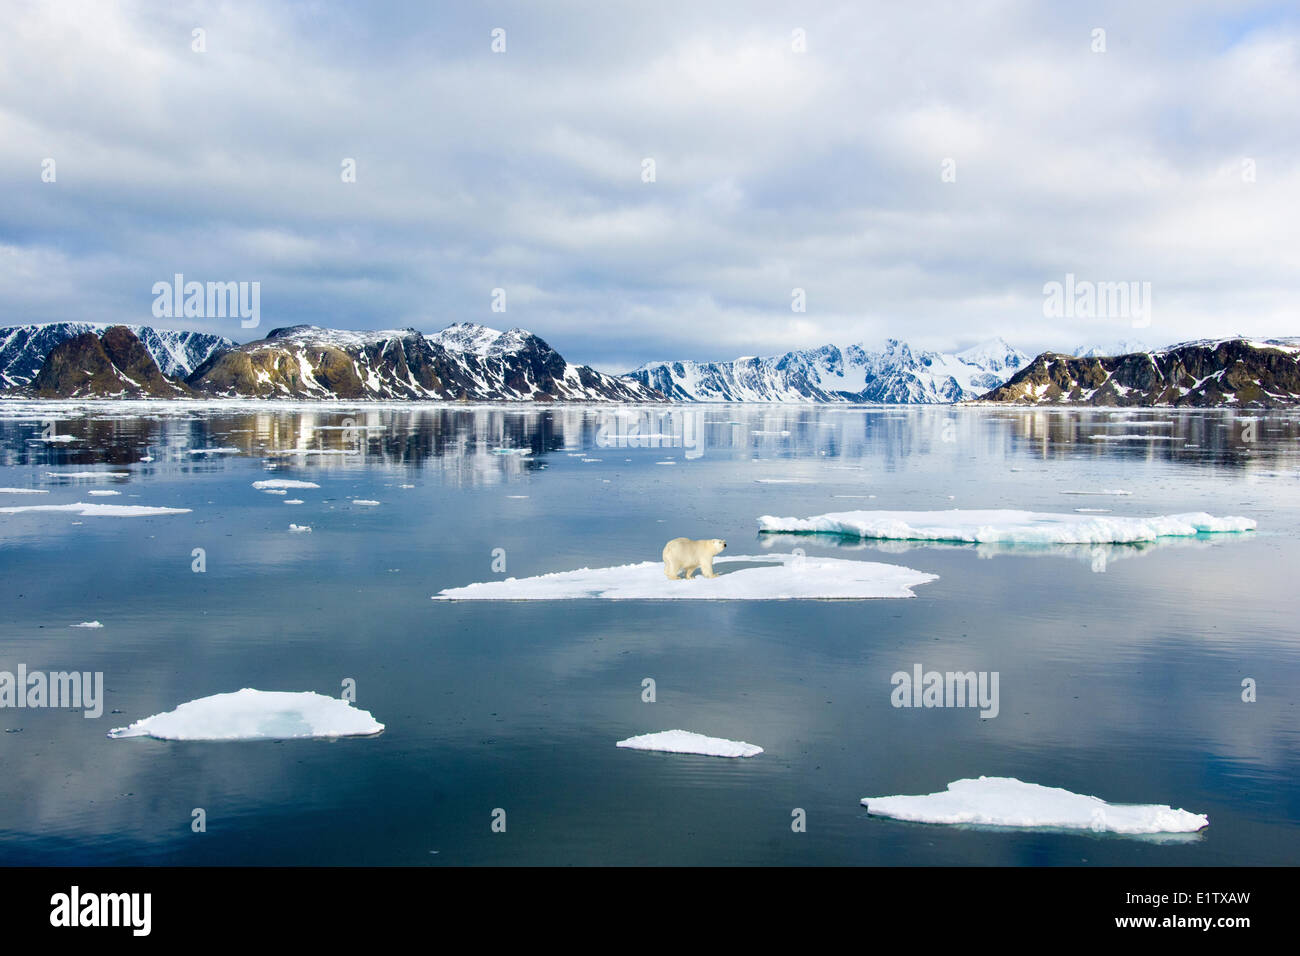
[0,502,191,517]
[71,621,104,629]
[616,730,762,758]
[758,509,1254,544]
[0,488,48,494]
[861,777,1208,834]
[87,490,121,496]
[107,688,384,740]
[288,524,312,533]
[252,479,320,489]
[44,472,130,479]
[432,553,936,600]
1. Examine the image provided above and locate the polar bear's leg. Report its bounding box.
[664,561,680,580]
[681,563,698,579]
[700,556,717,578]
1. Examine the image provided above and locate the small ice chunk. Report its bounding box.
[252,479,320,489]
[288,524,312,533]
[616,730,762,758]
[861,777,1208,834]
[263,489,288,495]
[87,490,121,497]
[71,621,104,629]
[352,499,380,506]
[0,488,49,494]
[107,688,384,740]
[284,499,304,505]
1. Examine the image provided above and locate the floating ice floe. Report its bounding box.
[352,499,381,506]
[71,621,103,629]
[252,479,320,490]
[263,489,287,495]
[1061,489,1132,496]
[284,499,304,505]
[861,777,1208,834]
[107,688,384,740]
[0,488,48,494]
[432,553,936,600]
[757,509,1254,545]
[87,490,120,497]
[288,524,312,533]
[0,502,191,517]
[616,730,762,758]
[44,472,130,480]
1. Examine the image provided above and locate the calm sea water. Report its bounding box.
[0,401,1297,865]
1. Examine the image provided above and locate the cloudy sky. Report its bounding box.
[1,0,1298,370]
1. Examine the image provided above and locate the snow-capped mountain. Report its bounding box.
[1072,339,1152,359]
[0,322,235,387]
[624,337,1030,403]
[30,327,190,398]
[186,324,664,402]
[980,337,1300,406]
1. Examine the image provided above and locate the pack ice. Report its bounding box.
[861,777,1208,833]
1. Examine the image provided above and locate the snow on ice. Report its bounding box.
[861,777,1208,833]
[432,552,936,600]
[107,689,384,740]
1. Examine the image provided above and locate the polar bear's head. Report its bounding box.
[708,538,727,555]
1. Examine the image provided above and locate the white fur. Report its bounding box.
[662,537,727,580]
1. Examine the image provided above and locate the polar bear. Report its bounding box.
[663,537,727,580]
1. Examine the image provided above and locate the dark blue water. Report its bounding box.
[0,402,1297,864]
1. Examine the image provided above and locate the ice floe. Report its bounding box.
[288,524,312,533]
[432,552,936,600]
[861,777,1208,834]
[252,479,320,489]
[616,730,762,758]
[71,621,104,629]
[87,490,120,496]
[757,509,1254,545]
[44,472,130,479]
[352,499,381,506]
[107,688,384,740]
[0,488,48,494]
[0,502,191,517]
